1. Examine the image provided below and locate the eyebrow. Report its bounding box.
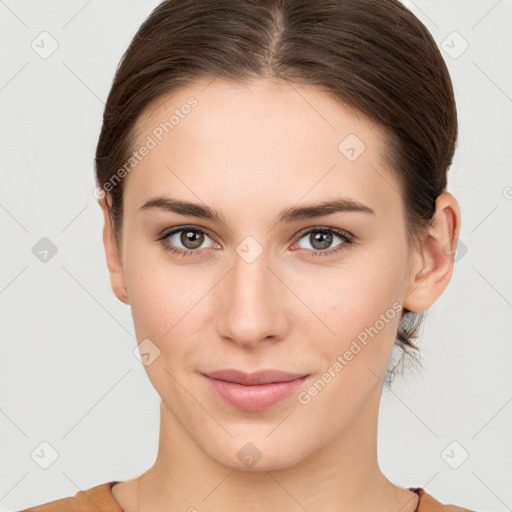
[139,195,375,224]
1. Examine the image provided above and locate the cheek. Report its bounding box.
[124,254,202,391]
[124,243,216,347]
[296,267,404,418]
[123,243,176,339]
[310,254,405,330]
[299,247,407,367]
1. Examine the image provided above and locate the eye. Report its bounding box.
[292,227,354,258]
[158,225,354,258]
[158,226,217,257]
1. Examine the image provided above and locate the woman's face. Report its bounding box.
[106,78,424,470]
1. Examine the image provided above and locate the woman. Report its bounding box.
[21,0,473,510]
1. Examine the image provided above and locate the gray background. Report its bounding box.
[1,1,511,510]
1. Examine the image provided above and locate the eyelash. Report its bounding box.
[157,225,354,259]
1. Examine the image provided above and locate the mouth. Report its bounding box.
[201,369,311,411]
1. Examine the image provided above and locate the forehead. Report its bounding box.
[125,78,401,218]
[134,77,380,149]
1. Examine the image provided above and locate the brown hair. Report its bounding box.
[94,0,457,384]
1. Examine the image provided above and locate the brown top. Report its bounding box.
[19,481,475,512]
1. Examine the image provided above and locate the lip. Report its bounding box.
[203,369,308,385]
[201,369,310,411]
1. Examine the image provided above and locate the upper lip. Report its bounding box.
[202,369,309,385]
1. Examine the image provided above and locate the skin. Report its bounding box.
[100,77,461,512]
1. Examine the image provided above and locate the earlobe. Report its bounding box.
[99,194,130,305]
[403,192,461,313]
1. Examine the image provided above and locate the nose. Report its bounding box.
[217,246,287,349]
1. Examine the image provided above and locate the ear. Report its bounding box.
[98,194,130,305]
[403,192,461,312]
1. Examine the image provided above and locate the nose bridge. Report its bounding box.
[233,244,269,296]
[220,238,282,345]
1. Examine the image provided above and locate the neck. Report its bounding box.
[131,384,419,512]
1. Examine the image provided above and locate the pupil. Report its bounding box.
[183,230,202,248]
[313,231,332,249]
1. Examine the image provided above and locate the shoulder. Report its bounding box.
[18,481,122,512]
[18,495,78,512]
[413,487,477,512]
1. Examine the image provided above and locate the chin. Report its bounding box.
[204,434,312,473]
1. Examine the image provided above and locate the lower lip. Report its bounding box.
[203,375,310,411]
